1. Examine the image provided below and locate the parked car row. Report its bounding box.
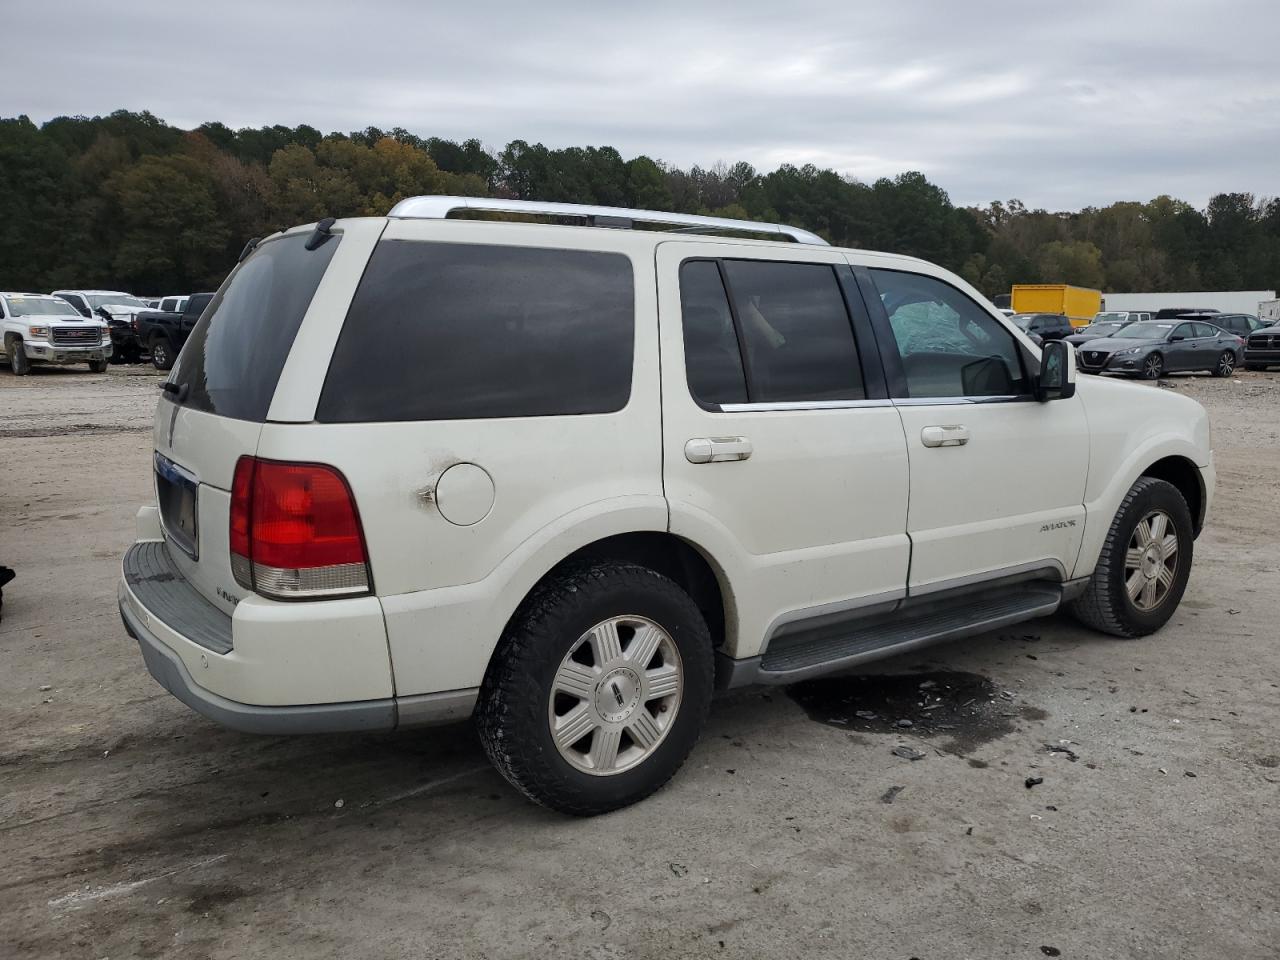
[0,288,214,374]
[1005,306,1278,380]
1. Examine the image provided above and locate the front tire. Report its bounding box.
[9,340,30,376]
[1070,477,1194,638]
[1210,351,1235,378]
[476,562,714,816]
[88,358,109,373]
[1141,353,1164,380]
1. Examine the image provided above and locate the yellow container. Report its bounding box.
[1010,284,1102,327]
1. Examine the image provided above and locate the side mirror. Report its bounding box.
[1036,340,1076,402]
[1169,334,1184,342]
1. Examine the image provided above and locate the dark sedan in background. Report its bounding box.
[1064,318,1135,347]
[1077,319,1244,379]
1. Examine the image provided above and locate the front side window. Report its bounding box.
[58,293,89,316]
[870,269,1029,398]
[318,241,635,422]
[1172,323,1196,340]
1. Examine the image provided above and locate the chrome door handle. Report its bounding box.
[685,437,753,464]
[921,425,969,448]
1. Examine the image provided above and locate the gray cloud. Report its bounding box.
[5,0,1277,209]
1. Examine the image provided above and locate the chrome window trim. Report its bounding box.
[717,398,892,412]
[892,394,1026,406]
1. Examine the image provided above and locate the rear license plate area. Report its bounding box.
[154,452,199,559]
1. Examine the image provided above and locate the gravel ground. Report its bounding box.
[1,364,1278,960]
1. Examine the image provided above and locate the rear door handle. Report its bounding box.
[921,425,969,448]
[685,437,753,464]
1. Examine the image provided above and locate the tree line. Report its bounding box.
[1,109,1277,298]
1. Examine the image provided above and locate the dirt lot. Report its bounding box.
[1,364,1278,960]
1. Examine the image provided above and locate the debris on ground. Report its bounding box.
[669,862,688,877]
[334,798,345,808]
[1025,776,1044,789]
[1041,947,1062,957]
[1045,742,1080,762]
[895,718,914,728]
[891,746,926,761]
[879,785,904,804]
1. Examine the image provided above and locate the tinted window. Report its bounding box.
[1193,322,1221,338]
[59,293,89,316]
[318,241,634,422]
[173,233,338,422]
[719,259,864,402]
[187,293,214,315]
[160,298,176,312]
[680,260,747,406]
[870,269,1028,398]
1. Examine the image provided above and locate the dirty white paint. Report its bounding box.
[47,854,228,910]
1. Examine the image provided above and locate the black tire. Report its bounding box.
[150,336,175,371]
[476,562,714,816]
[1141,352,1164,380]
[1069,477,1194,638]
[8,340,30,376]
[1210,350,1235,378]
[88,358,109,373]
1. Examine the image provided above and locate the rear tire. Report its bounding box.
[1210,351,1235,377]
[150,336,174,371]
[9,340,30,376]
[476,562,714,816]
[1069,477,1194,638]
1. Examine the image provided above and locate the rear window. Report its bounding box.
[172,233,338,421]
[316,241,634,422]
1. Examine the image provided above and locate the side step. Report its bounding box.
[735,584,1062,686]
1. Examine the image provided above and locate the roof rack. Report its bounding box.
[386,196,828,246]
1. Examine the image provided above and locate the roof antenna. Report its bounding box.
[237,237,261,263]
[305,217,337,251]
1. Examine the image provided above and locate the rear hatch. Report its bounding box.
[152,228,347,616]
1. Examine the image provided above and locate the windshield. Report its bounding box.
[1085,321,1127,336]
[1094,312,1128,322]
[4,296,81,317]
[1012,315,1037,330]
[1118,322,1176,339]
[86,293,147,309]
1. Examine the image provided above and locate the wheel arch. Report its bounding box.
[1140,455,1205,535]
[502,531,734,656]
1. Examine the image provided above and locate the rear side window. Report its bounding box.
[173,233,339,422]
[680,260,747,406]
[317,242,634,422]
[721,260,864,403]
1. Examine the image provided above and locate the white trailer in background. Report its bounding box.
[1102,290,1276,316]
[1260,299,1280,323]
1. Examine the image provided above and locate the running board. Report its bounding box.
[719,584,1063,687]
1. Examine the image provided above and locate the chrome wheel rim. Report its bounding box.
[1219,352,1234,376]
[1144,355,1162,378]
[548,615,683,777]
[1125,510,1179,612]
[153,344,167,365]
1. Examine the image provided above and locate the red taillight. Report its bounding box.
[229,456,370,599]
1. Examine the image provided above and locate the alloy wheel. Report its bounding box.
[548,615,683,776]
[1144,354,1163,379]
[1124,510,1179,612]
[1218,352,1234,376]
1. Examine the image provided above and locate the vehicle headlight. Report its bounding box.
[28,325,49,338]
[1115,347,1143,356]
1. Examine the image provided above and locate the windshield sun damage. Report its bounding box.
[87,293,147,310]
[1116,322,1175,339]
[3,297,82,318]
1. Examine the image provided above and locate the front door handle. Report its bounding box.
[921,425,969,448]
[685,437,753,464]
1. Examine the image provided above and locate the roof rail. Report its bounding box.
[385,195,828,246]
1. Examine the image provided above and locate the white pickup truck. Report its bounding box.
[1,293,111,374]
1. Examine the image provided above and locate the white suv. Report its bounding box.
[1,292,111,374]
[120,198,1213,815]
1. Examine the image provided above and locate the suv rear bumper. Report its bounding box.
[120,538,476,734]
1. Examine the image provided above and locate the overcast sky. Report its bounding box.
[5,0,1277,210]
